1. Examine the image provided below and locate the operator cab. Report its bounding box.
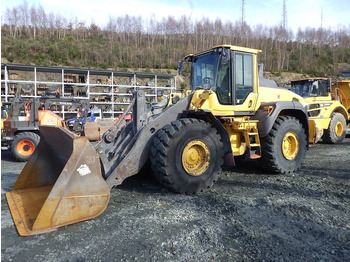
[179,46,255,106]
[290,78,329,98]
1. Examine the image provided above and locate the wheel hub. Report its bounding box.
[17,140,35,156]
[335,121,344,137]
[282,132,299,160]
[182,140,210,176]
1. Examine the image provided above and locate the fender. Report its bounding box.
[252,101,309,142]
[332,106,349,124]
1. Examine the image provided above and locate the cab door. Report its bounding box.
[231,51,258,115]
[213,51,258,115]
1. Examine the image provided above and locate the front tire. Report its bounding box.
[150,118,224,194]
[322,112,346,144]
[11,132,40,162]
[260,116,307,174]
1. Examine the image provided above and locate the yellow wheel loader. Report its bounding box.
[290,78,349,143]
[6,45,310,236]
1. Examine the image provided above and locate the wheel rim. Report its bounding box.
[16,139,36,156]
[282,132,299,160]
[335,121,344,137]
[182,140,210,176]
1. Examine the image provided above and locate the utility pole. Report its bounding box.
[282,0,287,29]
[241,0,245,25]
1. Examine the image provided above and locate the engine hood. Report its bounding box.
[258,86,306,107]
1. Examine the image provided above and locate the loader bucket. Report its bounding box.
[5,126,110,236]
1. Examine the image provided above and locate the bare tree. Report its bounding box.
[30,6,37,38]
[1,1,349,75]
[4,7,20,37]
[37,4,47,37]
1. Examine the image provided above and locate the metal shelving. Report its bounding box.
[1,64,176,119]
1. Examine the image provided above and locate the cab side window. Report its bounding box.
[319,80,328,96]
[235,53,253,104]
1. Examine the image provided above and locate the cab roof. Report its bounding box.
[290,77,329,83]
[184,45,262,60]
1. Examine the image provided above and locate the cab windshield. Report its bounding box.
[290,80,328,97]
[191,51,220,91]
[189,49,232,104]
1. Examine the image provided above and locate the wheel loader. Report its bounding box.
[290,77,349,143]
[6,45,310,236]
[1,96,89,161]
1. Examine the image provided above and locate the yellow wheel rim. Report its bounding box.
[182,140,210,176]
[282,132,299,160]
[335,121,344,137]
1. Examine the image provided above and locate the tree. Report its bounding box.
[1,1,349,76]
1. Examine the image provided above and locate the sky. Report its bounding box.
[1,0,349,32]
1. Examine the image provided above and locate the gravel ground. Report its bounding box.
[1,137,350,262]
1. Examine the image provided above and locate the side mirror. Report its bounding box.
[220,48,230,65]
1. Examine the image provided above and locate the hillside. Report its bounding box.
[1,3,350,80]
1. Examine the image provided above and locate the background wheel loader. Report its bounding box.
[6,45,310,236]
[1,96,89,161]
[290,77,349,143]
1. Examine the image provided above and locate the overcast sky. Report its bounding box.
[1,0,349,32]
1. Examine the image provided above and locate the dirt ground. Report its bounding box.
[1,137,350,262]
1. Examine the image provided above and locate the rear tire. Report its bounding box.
[322,112,346,144]
[259,116,307,174]
[11,132,40,162]
[150,118,224,194]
